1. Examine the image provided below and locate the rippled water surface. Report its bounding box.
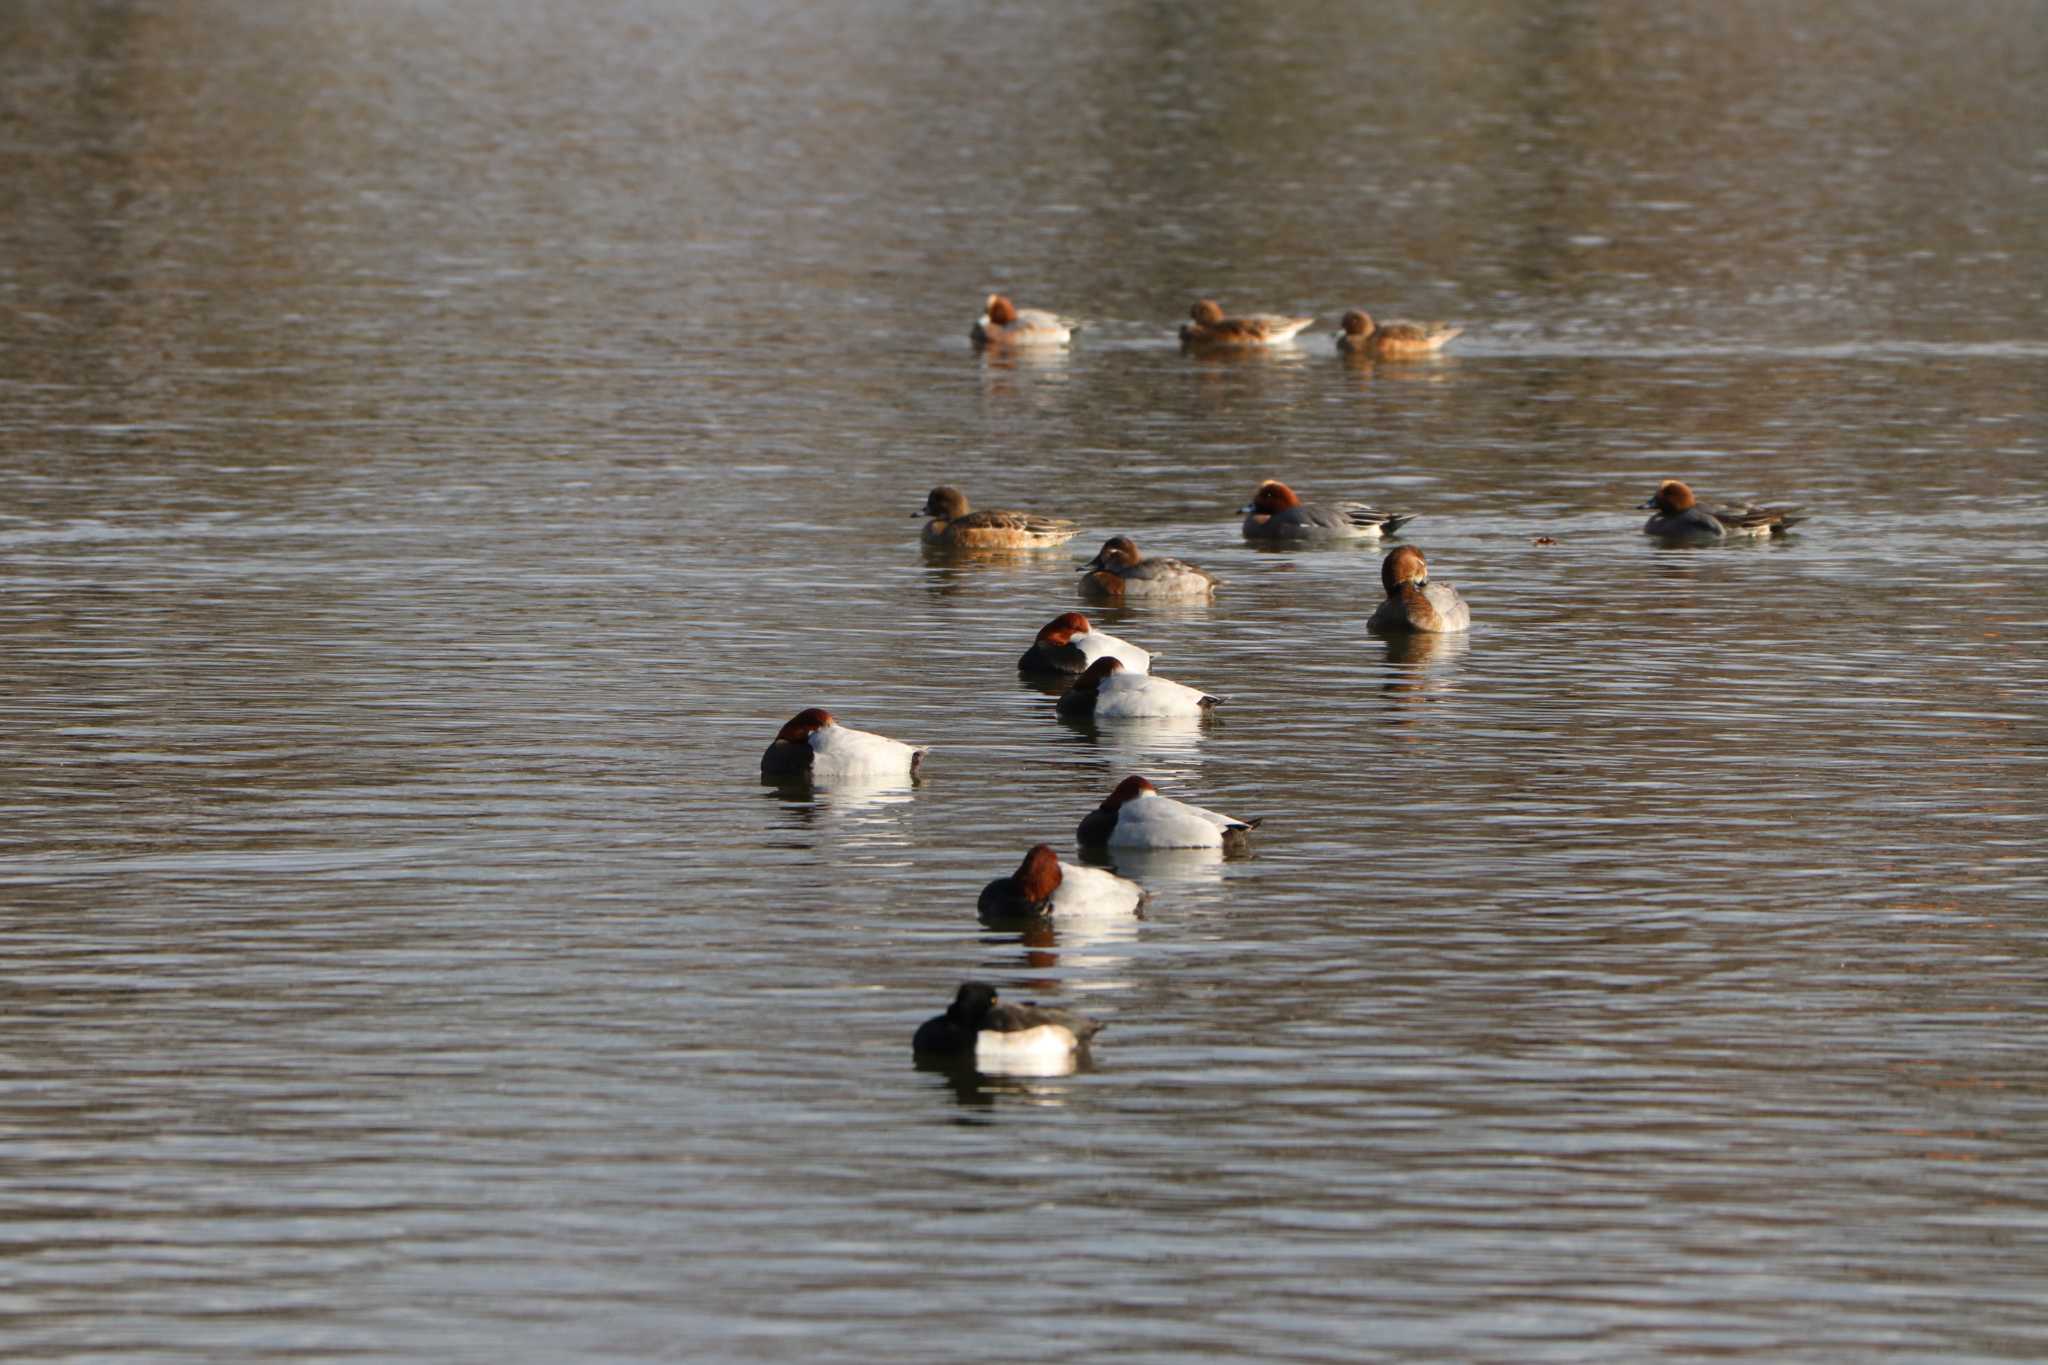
[4,2,2047,1359]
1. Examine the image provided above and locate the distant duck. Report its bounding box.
[1077,775,1261,850]
[761,708,928,779]
[977,844,1147,920]
[1080,535,1218,601]
[913,982,1104,1073]
[971,293,1077,347]
[1056,657,1218,720]
[1335,310,1462,358]
[1640,480,1806,542]
[1179,298,1315,349]
[1017,611,1154,675]
[1240,479,1414,541]
[1368,545,1471,635]
[918,485,1079,550]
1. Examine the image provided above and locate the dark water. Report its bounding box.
[3,2,2046,1359]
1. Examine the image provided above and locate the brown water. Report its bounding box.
[3,2,2047,1359]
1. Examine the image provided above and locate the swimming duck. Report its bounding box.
[971,294,1077,347]
[1056,657,1218,720]
[912,982,1104,1072]
[761,708,928,779]
[1077,775,1260,850]
[1640,480,1806,542]
[1240,479,1414,541]
[1179,298,1315,348]
[1080,535,1218,601]
[1017,611,1154,675]
[1334,310,1462,358]
[1368,545,1471,635]
[976,843,1147,920]
[918,485,1079,550]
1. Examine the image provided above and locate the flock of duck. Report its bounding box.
[768,294,1811,1077]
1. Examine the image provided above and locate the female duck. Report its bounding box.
[912,982,1104,1073]
[1056,657,1217,720]
[1017,611,1154,675]
[918,485,1079,550]
[1335,309,1462,358]
[761,708,928,779]
[977,844,1147,920]
[1641,480,1806,542]
[1180,298,1315,348]
[1241,479,1414,541]
[1077,775,1261,850]
[1080,535,1218,601]
[1368,545,1471,635]
[971,294,1077,347]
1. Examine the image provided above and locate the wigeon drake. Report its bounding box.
[1179,298,1315,349]
[1017,612,1154,675]
[1368,545,1471,635]
[760,708,929,780]
[1240,479,1415,541]
[1641,480,1807,542]
[1335,310,1463,358]
[977,844,1147,921]
[1077,775,1261,851]
[918,485,1079,550]
[1081,535,1218,601]
[1056,657,1218,720]
[971,294,1077,347]
[913,981,1104,1073]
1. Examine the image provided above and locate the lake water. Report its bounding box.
[3,2,2046,1359]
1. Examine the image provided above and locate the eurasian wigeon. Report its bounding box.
[977,843,1147,921]
[971,294,1077,347]
[760,708,929,779]
[1179,298,1315,349]
[1077,775,1261,850]
[1240,479,1415,541]
[1368,545,1471,635]
[1017,611,1154,675]
[1080,535,1218,601]
[918,485,1079,550]
[1334,310,1462,358]
[913,981,1104,1074]
[1056,657,1218,720]
[1640,480,1807,542]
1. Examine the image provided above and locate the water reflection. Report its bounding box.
[1078,843,1235,885]
[759,773,921,847]
[1378,628,1472,698]
[917,1053,1091,1113]
[1057,709,1211,760]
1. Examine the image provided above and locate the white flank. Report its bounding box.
[1108,791,1251,849]
[807,723,926,777]
[974,1024,1080,1076]
[1076,630,1153,674]
[1091,672,1213,719]
[1048,862,1146,919]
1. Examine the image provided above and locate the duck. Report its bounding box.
[1334,309,1463,358]
[1017,611,1154,675]
[1077,775,1261,850]
[1080,535,1218,601]
[1179,298,1315,348]
[976,844,1147,921]
[971,293,1077,347]
[913,981,1104,1072]
[1056,657,1218,720]
[1640,480,1806,542]
[918,485,1079,550]
[760,708,928,779]
[1368,545,1470,635]
[1240,479,1414,541]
